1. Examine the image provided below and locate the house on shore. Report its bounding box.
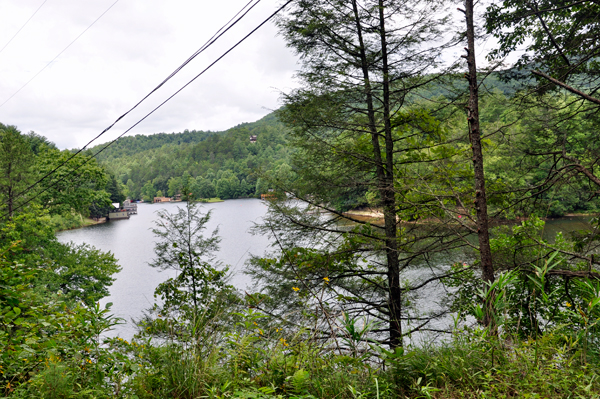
[154,194,183,203]
[261,193,277,200]
[123,199,137,215]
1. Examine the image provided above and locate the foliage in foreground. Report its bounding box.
[3,217,599,399]
[3,199,600,399]
[7,302,600,399]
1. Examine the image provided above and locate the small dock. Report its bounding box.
[107,200,138,220]
[108,210,129,220]
[261,193,277,200]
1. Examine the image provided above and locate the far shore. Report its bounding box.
[343,208,597,225]
[147,197,225,204]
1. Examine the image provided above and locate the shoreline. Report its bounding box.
[343,208,597,225]
[146,198,226,204]
[56,217,106,232]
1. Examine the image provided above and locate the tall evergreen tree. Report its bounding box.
[149,200,231,327]
[462,0,495,327]
[251,0,453,349]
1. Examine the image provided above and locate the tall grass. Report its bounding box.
[44,212,97,231]
[119,308,600,399]
[10,302,600,398]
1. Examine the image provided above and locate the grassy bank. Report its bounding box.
[120,310,600,399]
[201,197,224,203]
[45,212,105,232]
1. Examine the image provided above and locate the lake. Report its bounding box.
[57,199,272,338]
[57,200,593,339]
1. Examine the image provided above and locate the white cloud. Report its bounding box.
[0,0,299,149]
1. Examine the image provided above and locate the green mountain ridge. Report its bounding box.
[88,112,281,161]
[89,112,290,201]
[83,72,527,203]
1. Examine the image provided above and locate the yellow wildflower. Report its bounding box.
[292,287,300,292]
[566,302,572,307]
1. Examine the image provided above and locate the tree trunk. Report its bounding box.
[351,0,402,348]
[464,0,495,327]
[378,0,402,349]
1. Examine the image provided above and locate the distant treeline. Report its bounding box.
[86,73,600,216]
[89,113,292,201]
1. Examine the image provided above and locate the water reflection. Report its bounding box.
[57,201,594,340]
[543,216,593,241]
[57,199,272,338]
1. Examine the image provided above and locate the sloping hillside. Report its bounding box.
[90,112,290,200]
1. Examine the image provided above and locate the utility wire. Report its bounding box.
[9,0,262,209]
[157,0,262,95]
[5,0,293,218]
[0,0,120,108]
[0,0,50,55]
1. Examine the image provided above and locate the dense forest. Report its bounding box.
[2,0,600,398]
[89,112,291,201]
[89,79,600,218]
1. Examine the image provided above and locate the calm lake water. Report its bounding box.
[57,199,272,338]
[57,200,593,339]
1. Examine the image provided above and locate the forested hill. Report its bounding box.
[89,111,291,201]
[416,72,526,99]
[89,112,283,161]
[90,130,212,161]
[86,73,526,203]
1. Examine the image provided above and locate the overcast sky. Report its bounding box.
[0,0,299,149]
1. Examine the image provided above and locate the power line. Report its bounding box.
[5,0,293,218]
[158,0,262,94]
[9,0,262,208]
[0,0,50,56]
[0,0,120,109]
[91,0,292,160]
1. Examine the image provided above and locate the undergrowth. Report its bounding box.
[44,212,97,231]
[15,311,599,398]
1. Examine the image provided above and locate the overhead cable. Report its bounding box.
[5,0,293,218]
[9,0,262,208]
[0,0,120,108]
[0,0,50,56]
